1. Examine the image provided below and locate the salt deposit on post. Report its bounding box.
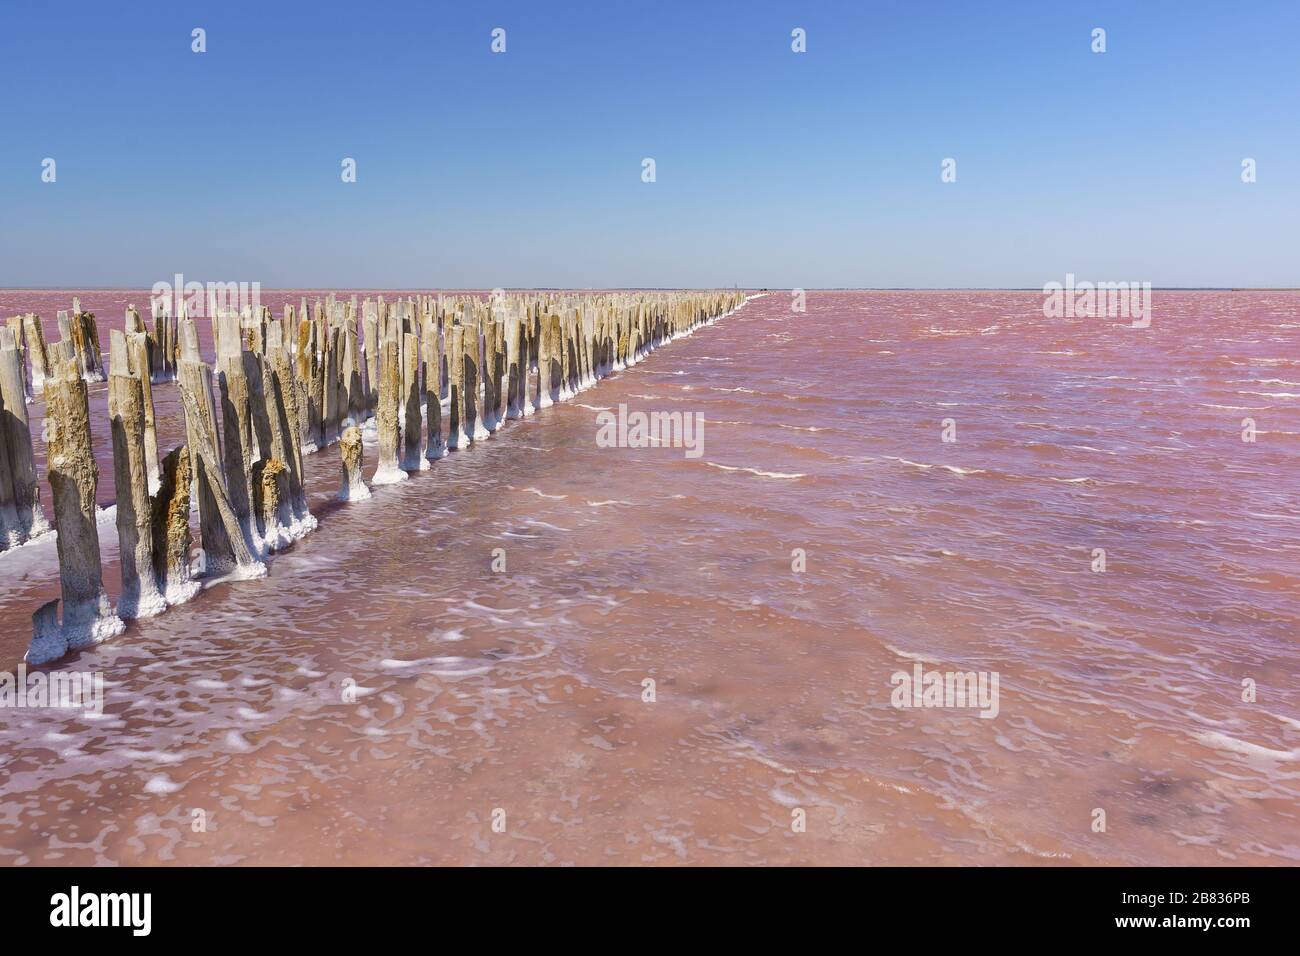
[0,327,50,550]
[400,331,425,472]
[338,425,370,502]
[178,354,265,578]
[27,360,124,664]
[372,336,406,485]
[447,324,469,451]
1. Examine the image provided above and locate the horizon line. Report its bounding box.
[3,286,1299,293]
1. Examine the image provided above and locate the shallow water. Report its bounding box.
[1,289,1297,865]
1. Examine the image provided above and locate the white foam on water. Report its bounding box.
[1194,731,1299,763]
[704,462,806,480]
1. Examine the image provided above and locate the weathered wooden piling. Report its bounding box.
[363,304,380,414]
[421,316,446,461]
[480,318,500,434]
[68,307,106,383]
[447,325,469,450]
[547,313,565,406]
[463,316,488,442]
[372,337,406,484]
[251,457,291,549]
[338,425,371,501]
[297,318,320,452]
[123,329,161,489]
[322,323,341,447]
[179,358,265,578]
[150,445,199,605]
[149,298,170,381]
[108,333,166,619]
[579,310,596,390]
[400,332,425,471]
[0,328,49,549]
[27,360,124,664]
[4,317,27,398]
[217,315,260,554]
[21,313,51,391]
[344,318,365,426]
[504,315,523,421]
[263,325,312,527]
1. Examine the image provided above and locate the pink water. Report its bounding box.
[0,289,1297,865]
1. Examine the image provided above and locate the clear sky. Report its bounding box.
[1,1,1297,289]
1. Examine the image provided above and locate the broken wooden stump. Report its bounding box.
[21,313,51,391]
[150,445,199,605]
[338,425,371,501]
[69,307,105,383]
[251,457,292,550]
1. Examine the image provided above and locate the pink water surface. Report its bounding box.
[0,290,1296,865]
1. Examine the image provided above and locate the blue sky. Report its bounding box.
[1,1,1296,288]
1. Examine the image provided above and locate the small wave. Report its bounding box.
[884,456,933,470]
[519,487,567,500]
[704,462,806,480]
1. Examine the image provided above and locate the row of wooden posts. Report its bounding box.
[1,290,749,664]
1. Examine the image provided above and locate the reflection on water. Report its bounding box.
[0,290,1297,865]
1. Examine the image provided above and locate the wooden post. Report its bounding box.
[0,328,49,547]
[464,319,488,442]
[217,317,260,556]
[400,331,425,471]
[149,445,199,605]
[447,325,469,450]
[344,317,364,426]
[67,308,105,383]
[422,315,446,461]
[338,425,371,501]
[21,313,51,391]
[31,360,124,663]
[251,457,291,550]
[372,336,406,484]
[108,332,166,618]
[363,303,380,415]
[481,318,501,434]
[124,330,160,489]
[179,359,265,577]
[265,339,312,526]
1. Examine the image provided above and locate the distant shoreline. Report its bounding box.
[2,287,1298,293]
